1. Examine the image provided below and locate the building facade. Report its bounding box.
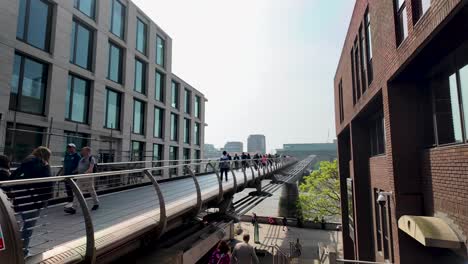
[247,134,266,154]
[276,142,337,161]
[0,0,206,170]
[334,0,467,263]
[203,144,221,159]
[224,141,243,154]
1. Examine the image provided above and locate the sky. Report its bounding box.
[133,0,355,152]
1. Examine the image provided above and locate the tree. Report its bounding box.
[298,160,341,220]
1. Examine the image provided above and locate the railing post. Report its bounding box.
[249,160,256,182]
[0,189,24,264]
[229,161,238,193]
[185,165,202,215]
[143,170,167,239]
[241,166,248,189]
[206,162,223,203]
[65,178,96,264]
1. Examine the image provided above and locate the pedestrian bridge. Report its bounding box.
[0,158,306,264]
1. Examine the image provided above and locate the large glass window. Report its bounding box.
[169,146,178,176]
[184,118,190,144]
[74,0,95,18]
[154,107,164,138]
[134,58,146,94]
[347,178,355,241]
[153,143,163,175]
[365,10,373,84]
[131,141,144,161]
[170,113,178,141]
[171,81,179,109]
[195,96,201,118]
[155,71,164,102]
[70,20,94,70]
[395,0,408,45]
[108,42,123,83]
[338,80,344,123]
[16,0,52,51]
[184,89,191,114]
[359,26,367,93]
[66,74,90,123]
[183,148,191,166]
[105,88,121,129]
[5,123,44,162]
[136,18,147,55]
[156,35,165,66]
[133,99,145,134]
[459,65,468,139]
[369,113,386,156]
[9,54,48,115]
[194,122,201,146]
[110,0,125,39]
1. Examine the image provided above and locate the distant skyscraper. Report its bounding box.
[247,135,266,154]
[224,141,243,153]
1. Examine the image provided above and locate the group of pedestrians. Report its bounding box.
[0,144,100,256]
[218,152,279,181]
[209,234,259,264]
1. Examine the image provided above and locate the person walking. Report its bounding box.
[209,240,231,264]
[219,151,230,182]
[241,152,247,169]
[63,143,81,211]
[0,155,11,182]
[10,147,53,256]
[261,155,267,167]
[251,212,258,226]
[282,216,288,231]
[65,147,99,214]
[231,234,259,264]
[233,154,240,170]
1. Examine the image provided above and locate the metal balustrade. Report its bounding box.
[0,157,295,264]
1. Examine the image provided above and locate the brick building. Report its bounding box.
[334,0,468,263]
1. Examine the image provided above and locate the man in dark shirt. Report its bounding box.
[63,143,80,210]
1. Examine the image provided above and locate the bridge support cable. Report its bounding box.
[184,165,203,216]
[143,170,167,239]
[205,162,223,203]
[0,189,24,264]
[65,178,96,264]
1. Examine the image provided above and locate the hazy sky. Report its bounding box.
[133,0,355,152]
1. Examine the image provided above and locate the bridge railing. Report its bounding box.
[0,157,295,264]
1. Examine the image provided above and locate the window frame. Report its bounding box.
[136,17,148,55]
[369,112,386,156]
[70,19,94,71]
[156,35,165,67]
[9,53,49,116]
[184,118,191,144]
[132,99,145,135]
[104,88,121,130]
[153,106,164,138]
[131,140,145,161]
[184,88,191,114]
[194,95,201,118]
[155,70,165,102]
[365,9,374,85]
[16,0,53,52]
[394,0,408,46]
[107,41,124,84]
[194,122,201,146]
[74,0,95,19]
[66,73,91,124]
[170,113,178,142]
[338,80,344,123]
[134,57,147,94]
[171,80,180,109]
[110,0,126,39]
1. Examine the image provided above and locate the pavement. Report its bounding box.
[234,222,343,264]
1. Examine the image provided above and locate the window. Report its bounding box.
[184,89,191,114]
[184,118,190,144]
[353,40,362,100]
[153,143,163,175]
[414,0,431,22]
[374,189,383,253]
[131,141,144,161]
[350,50,357,105]
[134,58,146,94]
[395,0,408,45]
[194,122,201,146]
[154,107,164,138]
[359,26,367,93]
[374,189,392,260]
[74,0,95,18]
[110,0,125,39]
[9,54,48,115]
[70,20,94,70]
[108,42,123,83]
[17,0,52,51]
[195,96,201,118]
[65,131,89,151]
[156,35,165,66]
[105,88,121,129]
[170,113,178,141]
[66,74,90,123]
[183,148,191,162]
[136,18,147,55]
[171,81,179,108]
[194,149,201,173]
[347,179,355,241]
[338,80,344,123]
[369,113,386,156]
[133,99,145,134]
[169,146,178,176]
[155,71,164,102]
[433,69,466,145]
[5,123,44,162]
[365,10,374,84]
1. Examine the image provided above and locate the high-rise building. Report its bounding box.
[0,0,206,167]
[334,1,467,263]
[224,141,243,153]
[247,135,266,154]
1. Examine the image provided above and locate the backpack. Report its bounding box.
[89,156,98,173]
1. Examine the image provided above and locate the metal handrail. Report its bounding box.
[336,260,393,264]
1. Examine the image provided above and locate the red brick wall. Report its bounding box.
[369,155,388,189]
[421,144,468,242]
